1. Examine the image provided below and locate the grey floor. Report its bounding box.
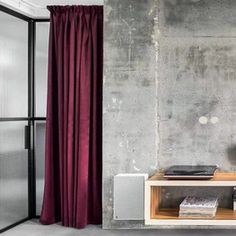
[1,220,236,236]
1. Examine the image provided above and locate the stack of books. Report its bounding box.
[179,196,219,218]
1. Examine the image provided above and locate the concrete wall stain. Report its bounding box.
[160,0,236,37]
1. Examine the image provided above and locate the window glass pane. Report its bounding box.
[0,122,28,229]
[35,22,49,117]
[0,11,28,117]
[35,122,45,215]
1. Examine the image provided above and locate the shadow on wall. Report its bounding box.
[227,145,236,165]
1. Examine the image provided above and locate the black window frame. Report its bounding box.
[0,4,49,233]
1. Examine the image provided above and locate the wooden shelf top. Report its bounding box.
[146,172,236,186]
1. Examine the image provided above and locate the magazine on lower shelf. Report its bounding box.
[179,196,219,218]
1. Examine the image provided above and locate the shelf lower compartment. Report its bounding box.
[152,208,236,220]
[145,172,236,226]
[146,208,236,226]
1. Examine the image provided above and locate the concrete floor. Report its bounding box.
[1,220,236,236]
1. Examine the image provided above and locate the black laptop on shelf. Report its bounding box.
[164,165,218,180]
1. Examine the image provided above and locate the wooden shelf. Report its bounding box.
[147,208,236,226]
[147,172,236,186]
[145,172,236,226]
[153,208,236,220]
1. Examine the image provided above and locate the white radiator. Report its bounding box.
[113,173,148,220]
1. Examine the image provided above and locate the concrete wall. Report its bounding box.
[158,0,236,171]
[103,0,159,228]
[103,0,236,229]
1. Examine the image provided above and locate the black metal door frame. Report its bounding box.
[0,5,49,234]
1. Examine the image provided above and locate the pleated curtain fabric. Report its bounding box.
[40,5,103,229]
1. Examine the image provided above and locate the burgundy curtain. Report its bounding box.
[40,6,103,229]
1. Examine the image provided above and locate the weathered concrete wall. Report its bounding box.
[159,0,236,37]
[159,38,236,171]
[103,0,159,229]
[104,0,236,229]
[158,0,236,171]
